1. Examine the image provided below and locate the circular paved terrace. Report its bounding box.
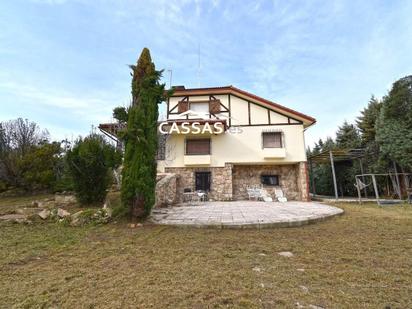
[150,201,343,229]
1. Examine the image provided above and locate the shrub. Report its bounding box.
[66,134,121,205]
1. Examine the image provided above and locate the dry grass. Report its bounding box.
[0,198,411,308]
[0,194,54,216]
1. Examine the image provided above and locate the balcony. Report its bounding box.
[262,147,286,159]
[184,155,211,166]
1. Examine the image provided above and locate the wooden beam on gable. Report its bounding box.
[228,94,231,127]
[248,101,251,125]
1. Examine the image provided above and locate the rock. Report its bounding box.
[278,251,294,257]
[55,194,77,205]
[38,209,51,220]
[258,253,267,256]
[299,285,309,293]
[297,268,305,272]
[0,214,28,223]
[16,207,42,216]
[31,201,39,207]
[103,205,112,217]
[295,302,305,308]
[57,208,70,218]
[70,211,84,226]
[129,223,136,228]
[252,267,262,272]
[71,210,83,219]
[308,305,325,309]
[155,173,178,207]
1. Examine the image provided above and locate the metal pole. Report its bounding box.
[359,158,367,198]
[371,174,380,205]
[355,176,362,204]
[309,159,316,197]
[393,161,401,199]
[329,151,338,200]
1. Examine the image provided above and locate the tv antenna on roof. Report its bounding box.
[167,69,173,89]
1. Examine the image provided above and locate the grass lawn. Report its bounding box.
[0,197,411,308]
[0,194,54,216]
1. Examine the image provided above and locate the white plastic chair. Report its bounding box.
[275,188,287,202]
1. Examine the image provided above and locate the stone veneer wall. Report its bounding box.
[165,162,308,202]
[164,163,233,202]
[297,162,310,202]
[232,164,301,201]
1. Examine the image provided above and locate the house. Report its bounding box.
[156,85,316,202]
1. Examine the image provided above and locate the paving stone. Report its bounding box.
[150,201,343,229]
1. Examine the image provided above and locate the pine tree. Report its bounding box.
[335,121,361,149]
[356,96,382,145]
[376,75,412,170]
[356,96,383,172]
[121,48,166,218]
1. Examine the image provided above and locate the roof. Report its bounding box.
[169,85,316,126]
[308,149,366,163]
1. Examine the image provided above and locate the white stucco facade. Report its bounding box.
[158,86,314,171]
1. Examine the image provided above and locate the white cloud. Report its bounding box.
[0,79,122,124]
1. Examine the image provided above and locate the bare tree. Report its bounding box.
[0,118,49,186]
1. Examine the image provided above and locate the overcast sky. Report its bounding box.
[1,0,412,146]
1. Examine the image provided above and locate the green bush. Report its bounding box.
[66,134,121,205]
[18,142,62,191]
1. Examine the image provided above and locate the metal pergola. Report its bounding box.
[308,148,366,200]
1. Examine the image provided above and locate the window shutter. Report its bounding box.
[178,101,189,113]
[186,139,211,155]
[262,132,282,148]
[209,100,221,114]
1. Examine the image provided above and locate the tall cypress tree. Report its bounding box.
[121,48,166,218]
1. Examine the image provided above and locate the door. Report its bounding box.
[195,172,211,192]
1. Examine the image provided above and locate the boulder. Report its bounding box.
[38,209,51,220]
[16,207,42,216]
[70,210,84,226]
[155,173,178,208]
[57,208,70,218]
[0,214,28,223]
[55,194,77,205]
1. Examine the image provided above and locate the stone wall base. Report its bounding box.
[164,162,309,203]
[232,165,301,200]
[164,164,233,202]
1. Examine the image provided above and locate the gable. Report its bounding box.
[169,86,316,127]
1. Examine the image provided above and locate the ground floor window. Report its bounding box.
[195,171,211,191]
[261,174,279,186]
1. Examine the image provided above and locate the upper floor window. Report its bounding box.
[262,132,283,148]
[186,138,211,155]
[190,102,209,114]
